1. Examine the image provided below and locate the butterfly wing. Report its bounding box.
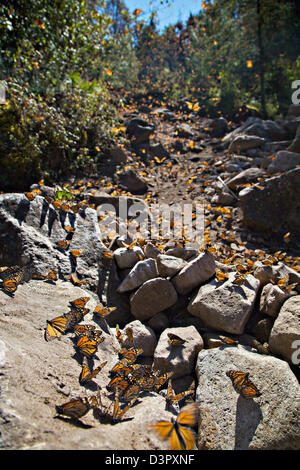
[176,425,196,450]
[76,335,98,358]
[176,403,199,427]
[167,333,186,347]
[45,315,69,341]
[241,378,262,399]
[150,421,174,441]
[226,370,249,390]
[2,279,18,294]
[55,397,90,419]
[154,371,173,392]
[70,297,90,309]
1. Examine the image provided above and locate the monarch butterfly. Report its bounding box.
[45,314,71,341]
[139,372,158,393]
[154,371,173,392]
[226,370,262,399]
[74,324,95,338]
[70,297,90,310]
[167,333,186,347]
[123,379,142,402]
[60,203,70,213]
[149,403,198,450]
[71,249,82,258]
[98,388,137,423]
[103,251,113,259]
[219,335,238,346]
[94,304,116,318]
[52,200,62,210]
[166,380,194,404]
[110,360,137,377]
[107,375,131,392]
[119,347,143,364]
[69,272,89,286]
[24,192,36,201]
[121,240,137,250]
[115,324,123,346]
[71,204,80,214]
[0,266,24,283]
[68,307,89,327]
[76,335,100,358]
[1,278,18,294]
[80,357,107,384]
[125,327,134,345]
[45,269,58,282]
[64,225,75,233]
[56,240,70,250]
[55,396,96,419]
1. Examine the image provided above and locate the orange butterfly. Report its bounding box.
[119,347,143,364]
[24,192,36,201]
[107,375,131,392]
[154,371,173,392]
[149,403,198,450]
[52,200,62,210]
[71,249,82,258]
[226,370,261,399]
[80,357,107,384]
[45,314,71,341]
[74,324,95,338]
[94,304,116,318]
[55,396,97,419]
[70,297,90,310]
[1,278,18,294]
[56,240,70,250]
[64,225,75,233]
[69,272,89,286]
[167,333,186,347]
[76,334,103,358]
[166,380,194,404]
[60,203,70,213]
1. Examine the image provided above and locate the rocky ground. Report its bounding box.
[0,99,300,450]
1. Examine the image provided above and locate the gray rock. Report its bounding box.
[226,167,265,190]
[120,320,157,356]
[268,150,300,174]
[146,312,169,334]
[259,283,290,317]
[130,277,178,321]
[117,258,158,293]
[117,169,148,195]
[144,242,161,259]
[156,254,187,278]
[287,123,300,153]
[114,246,145,269]
[165,246,198,261]
[228,135,266,154]
[188,273,260,335]
[238,168,300,244]
[126,117,155,145]
[172,252,216,295]
[0,193,106,283]
[269,295,300,364]
[253,260,300,289]
[196,346,300,449]
[153,326,203,379]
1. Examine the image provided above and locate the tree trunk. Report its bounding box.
[257,0,267,118]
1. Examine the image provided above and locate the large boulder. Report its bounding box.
[188,273,260,335]
[268,150,300,174]
[172,252,216,295]
[0,193,106,283]
[238,168,300,245]
[196,347,300,449]
[269,295,300,364]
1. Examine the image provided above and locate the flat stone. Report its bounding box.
[156,254,187,278]
[117,258,158,293]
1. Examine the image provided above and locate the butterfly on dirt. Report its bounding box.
[226,370,262,399]
[0,266,25,295]
[55,395,98,420]
[79,356,107,384]
[149,403,199,450]
[76,333,104,358]
[93,304,116,319]
[96,388,137,424]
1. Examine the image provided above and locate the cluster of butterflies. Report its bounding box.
[0,265,25,295]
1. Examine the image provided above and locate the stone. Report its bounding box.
[269,295,300,364]
[120,320,157,357]
[172,252,216,295]
[130,277,178,321]
[188,273,260,335]
[175,123,195,139]
[108,146,127,164]
[259,283,290,318]
[253,260,300,289]
[0,193,106,283]
[117,169,148,195]
[153,326,203,379]
[226,167,265,190]
[165,246,198,261]
[144,242,161,259]
[126,117,155,145]
[156,254,187,278]
[114,246,145,270]
[286,104,300,118]
[228,135,266,154]
[238,168,300,244]
[117,258,158,293]
[251,316,275,344]
[287,123,300,153]
[206,117,228,138]
[196,346,300,449]
[146,312,169,334]
[268,150,300,174]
